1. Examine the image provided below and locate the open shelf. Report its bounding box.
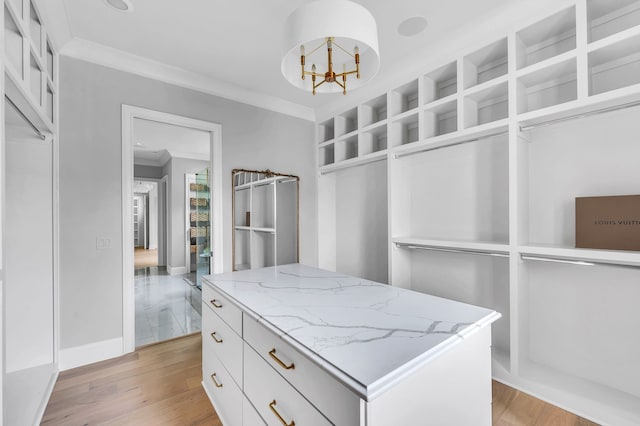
[518,257,640,422]
[4,5,24,77]
[390,112,419,146]
[424,61,457,104]
[317,117,334,143]
[46,41,54,80]
[464,81,508,128]
[520,104,640,248]
[390,79,419,116]
[29,1,42,54]
[30,54,42,105]
[234,229,251,270]
[359,123,387,155]
[390,132,509,243]
[391,242,510,371]
[423,99,457,138]
[463,38,508,90]
[251,182,275,229]
[319,144,335,166]
[588,0,640,43]
[360,94,387,127]
[589,32,640,96]
[516,6,576,70]
[335,107,358,137]
[516,58,577,114]
[334,134,358,162]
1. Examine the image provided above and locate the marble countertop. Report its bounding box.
[203,263,500,401]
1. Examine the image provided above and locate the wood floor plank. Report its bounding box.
[43,333,600,425]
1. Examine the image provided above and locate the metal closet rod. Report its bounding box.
[320,156,386,175]
[394,130,509,159]
[4,95,46,141]
[519,99,640,132]
[395,242,509,258]
[521,254,640,269]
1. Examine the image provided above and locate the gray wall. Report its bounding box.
[134,164,164,180]
[59,57,316,350]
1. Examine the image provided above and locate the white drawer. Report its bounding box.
[202,280,242,335]
[243,394,266,426]
[203,337,242,426]
[244,315,361,425]
[244,342,331,426]
[203,303,243,386]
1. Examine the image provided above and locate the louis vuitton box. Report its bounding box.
[576,195,640,251]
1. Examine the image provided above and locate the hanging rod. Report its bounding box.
[4,95,47,141]
[320,156,386,175]
[519,99,640,132]
[394,130,508,159]
[521,254,640,269]
[395,242,510,258]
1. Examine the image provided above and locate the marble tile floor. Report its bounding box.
[135,266,202,347]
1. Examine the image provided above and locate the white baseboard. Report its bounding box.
[167,265,187,275]
[59,337,123,371]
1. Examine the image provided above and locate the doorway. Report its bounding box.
[122,106,223,352]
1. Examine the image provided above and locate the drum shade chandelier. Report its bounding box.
[281,0,380,95]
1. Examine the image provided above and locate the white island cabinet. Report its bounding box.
[201,264,500,426]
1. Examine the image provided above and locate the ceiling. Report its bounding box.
[47,0,567,119]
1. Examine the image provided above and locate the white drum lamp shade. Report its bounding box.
[281,0,380,94]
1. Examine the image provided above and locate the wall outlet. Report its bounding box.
[96,237,112,250]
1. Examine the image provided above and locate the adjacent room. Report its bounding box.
[2,0,640,425]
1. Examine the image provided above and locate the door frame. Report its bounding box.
[122,105,223,353]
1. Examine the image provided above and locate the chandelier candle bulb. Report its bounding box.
[282,0,379,94]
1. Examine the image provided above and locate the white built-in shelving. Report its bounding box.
[233,171,298,271]
[2,0,59,424]
[316,1,640,424]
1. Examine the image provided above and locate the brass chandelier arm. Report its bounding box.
[303,70,325,78]
[332,40,356,58]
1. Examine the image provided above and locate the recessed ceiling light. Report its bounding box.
[104,0,134,13]
[398,16,428,37]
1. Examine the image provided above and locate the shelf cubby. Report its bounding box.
[251,182,275,229]
[464,82,508,128]
[46,41,54,80]
[319,144,335,166]
[390,79,419,116]
[46,85,53,122]
[234,187,251,227]
[360,94,387,127]
[29,54,42,105]
[317,118,334,143]
[390,113,419,146]
[589,33,640,96]
[4,5,24,77]
[335,107,358,137]
[424,61,457,104]
[359,123,387,156]
[516,58,577,114]
[423,100,457,138]
[334,135,358,162]
[519,258,640,406]
[521,105,640,247]
[234,229,251,270]
[29,1,42,54]
[588,0,640,43]
[516,6,576,70]
[463,38,508,89]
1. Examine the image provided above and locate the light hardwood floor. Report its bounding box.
[42,334,599,425]
[134,247,158,269]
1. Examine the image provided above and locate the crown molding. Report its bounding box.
[60,38,316,122]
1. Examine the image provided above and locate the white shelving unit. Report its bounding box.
[232,171,298,271]
[316,1,640,424]
[2,0,59,425]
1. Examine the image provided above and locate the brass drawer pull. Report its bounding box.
[210,373,223,388]
[210,332,223,343]
[210,299,222,308]
[269,348,295,370]
[269,400,295,426]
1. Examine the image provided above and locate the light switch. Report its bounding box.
[96,237,112,250]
